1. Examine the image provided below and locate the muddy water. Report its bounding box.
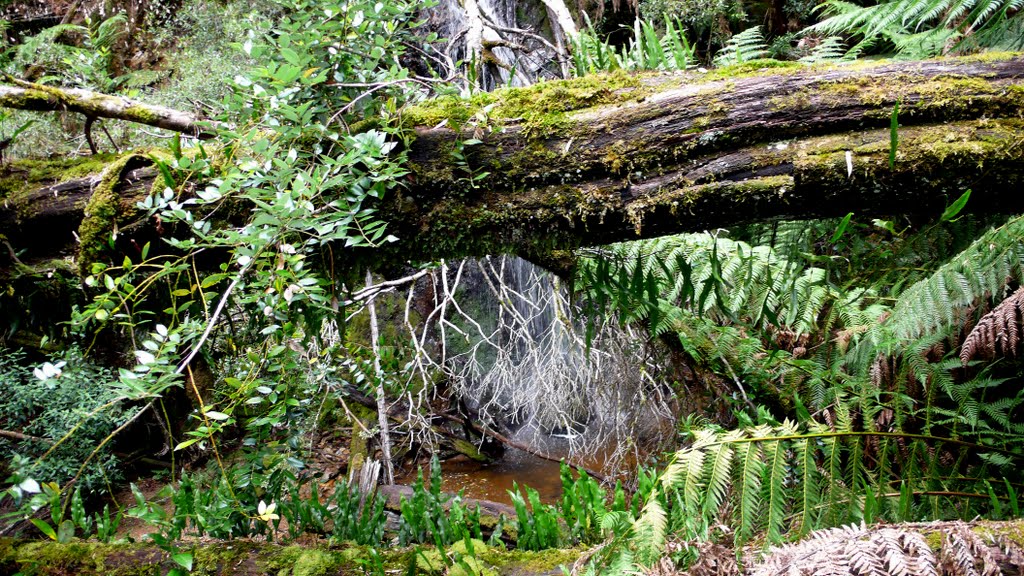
[404,448,565,506]
[442,448,567,505]
[400,435,636,506]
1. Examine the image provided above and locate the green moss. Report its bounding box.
[703,58,802,80]
[290,549,338,576]
[769,73,1022,118]
[0,153,121,200]
[403,70,648,137]
[77,154,148,275]
[452,438,489,462]
[123,105,161,124]
[0,539,588,576]
[479,546,581,576]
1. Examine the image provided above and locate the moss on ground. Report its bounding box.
[0,538,581,576]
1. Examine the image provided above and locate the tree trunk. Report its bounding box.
[2,56,1023,270]
[390,56,1024,267]
[0,81,215,138]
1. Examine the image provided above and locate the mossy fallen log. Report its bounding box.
[5,520,1024,575]
[0,80,216,138]
[391,55,1024,265]
[2,55,1024,274]
[0,536,581,576]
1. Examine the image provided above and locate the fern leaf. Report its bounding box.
[764,436,789,544]
[794,437,821,537]
[701,433,738,522]
[736,434,766,544]
[713,26,769,66]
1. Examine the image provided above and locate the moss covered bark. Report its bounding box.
[3,55,1024,272]
[76,154,151,274]
[0,82,216,138]
[383,54,1024,265]
[0,537,581,576]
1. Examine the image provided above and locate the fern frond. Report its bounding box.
[713,26,769,66]
[798,36,851,63]
[794,437,821,537]
[633,490,668,562]
[736,430,767,544]
[764,435,789,544]
[89,13,128,52]
[808,0,1024,56]
[960,286,1024,365]
[701,432,738,521]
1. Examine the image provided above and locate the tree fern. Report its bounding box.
[809,0,1024,57]
[627,419,1021,562]
[713,26,769,66]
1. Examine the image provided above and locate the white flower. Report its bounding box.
[257,500,279,522]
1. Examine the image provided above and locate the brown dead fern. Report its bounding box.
[960,287,1024,366]
[752,521,1024,576]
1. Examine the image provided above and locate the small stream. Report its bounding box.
[431,448,565,505]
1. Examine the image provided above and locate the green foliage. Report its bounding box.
[509,482,562,551]
[578,231,885,339]
[796,36,851,64]
[570,17,696,75]
[15,0,443,538]
[122,452,385,546]
[0,349,127,497]
[559,463,627,544]
[630,418,1022,559]
[398,456,484,546]
[809,0,1024,57]
[637,0,747,51]
[279,479,387,545]
[575,210,1024,570]
[712,26,769,66]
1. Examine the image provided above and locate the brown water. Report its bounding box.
[402,448,566,506]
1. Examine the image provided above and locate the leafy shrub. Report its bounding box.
[0,349,126,497]
[509,481,562,551]
[398,456,484,546]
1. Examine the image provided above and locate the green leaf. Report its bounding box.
[30,519,57,541]
[172,552,194,571]
[57,519,75,543]
[174,438,200,451]
[204,410,230,421]
[940,189,971,222]
[830,212,853,243]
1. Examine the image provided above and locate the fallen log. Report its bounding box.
[0,536,582,575]
[0,80,216,138]
[2,56,1024,272]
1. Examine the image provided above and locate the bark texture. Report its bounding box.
[0,81,215,138]
[391,55,1024,264]
[1,56,1024,269]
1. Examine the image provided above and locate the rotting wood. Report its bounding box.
[0,80,216,138]
[2,56,1024,271]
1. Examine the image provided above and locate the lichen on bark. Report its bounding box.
[76,154,149,275]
